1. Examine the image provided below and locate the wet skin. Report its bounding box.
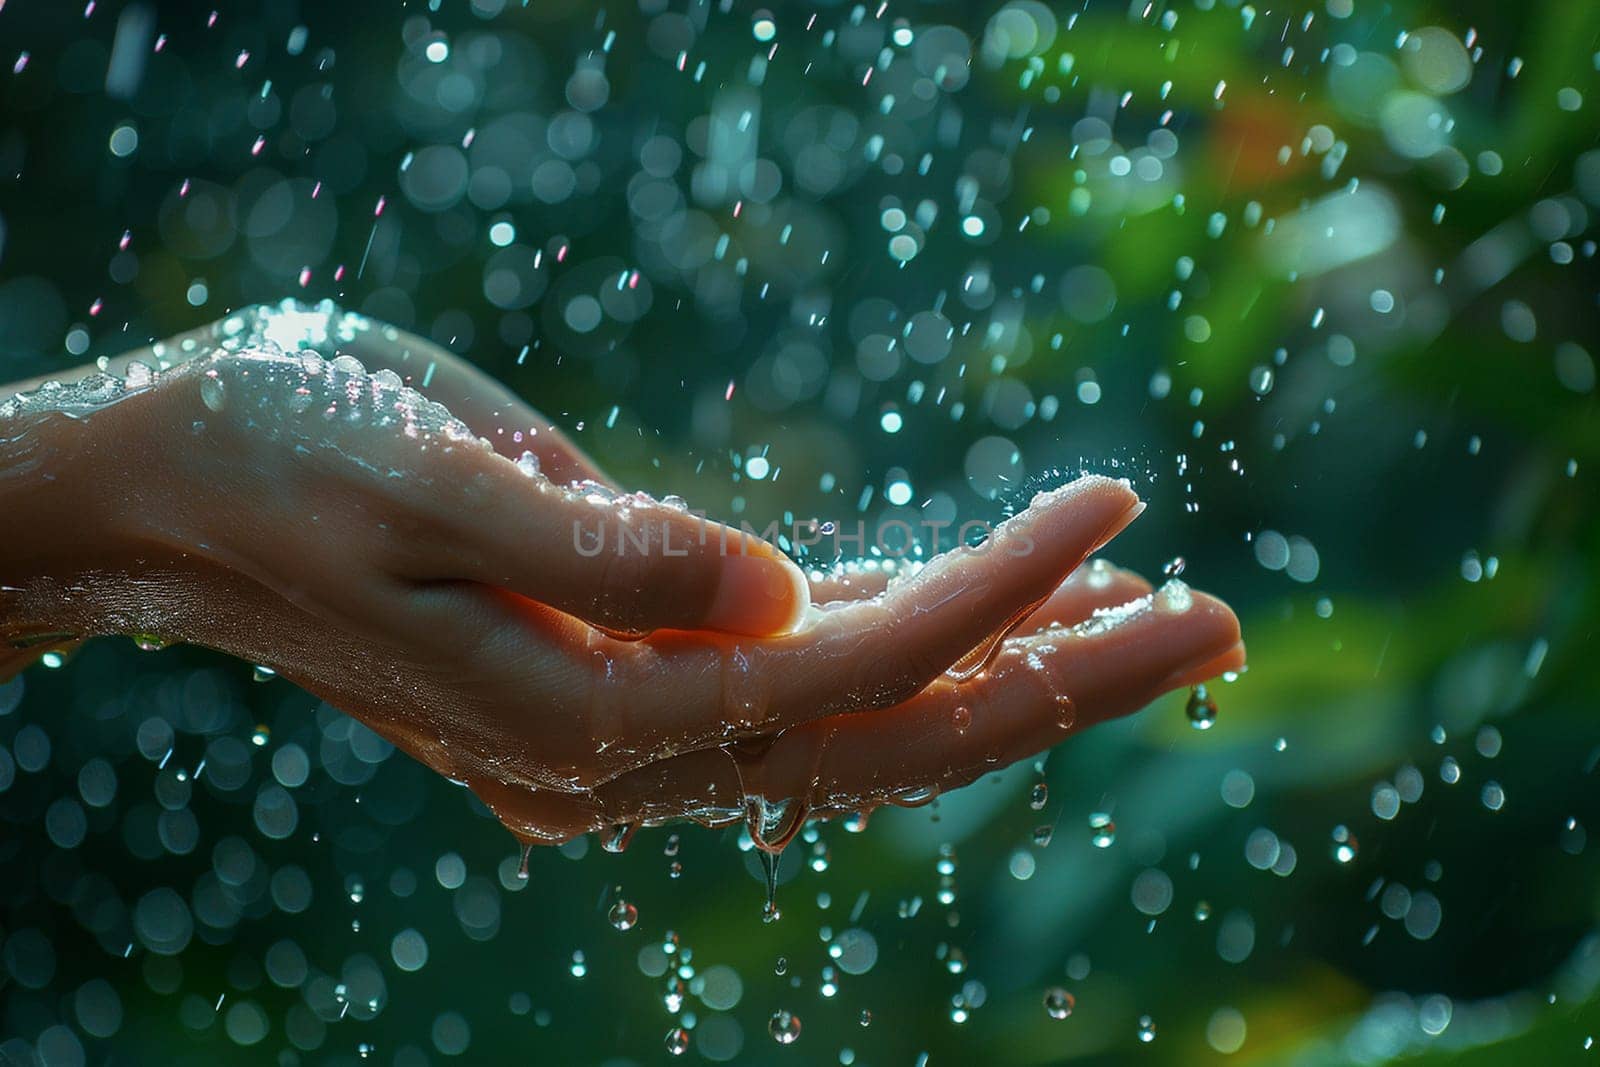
[0,308,1245,848]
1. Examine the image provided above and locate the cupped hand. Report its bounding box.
[475,538,1244,848]
[0,305,1244,851]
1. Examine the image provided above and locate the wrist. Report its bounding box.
[0,383,171,643]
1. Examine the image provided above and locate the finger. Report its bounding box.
[593,584,1244,824]
[804,556,1150,627]
[465,773,608,847]
[794,584,1247,808]
[412,449,809,638]
[617,475,1146,745]
[1017,559,1152,632]
[780,475,1146,706]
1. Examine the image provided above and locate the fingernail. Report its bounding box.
[1097,498,1146,548]
[705,551,808,636]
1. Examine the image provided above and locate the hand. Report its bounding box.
[0,300,615,678]
[0,305,1242,852]
[475,530,1244,848]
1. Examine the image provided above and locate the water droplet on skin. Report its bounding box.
[251,664,276,682]
[131,633,169,652]
[123,363,156,391]
[1186,684,1218,730]
[951,705,971,733]
[892,786,937,807]
[331,353,366,376]
[946,592,1049,680]
[1044,987,1075,1020]
[1158,578,1193,612]
[1054,695,1077,730]
[664,1027,689,1056]
[743,792,809,860]
[769,1010,802,1045]
[200,371,226,412]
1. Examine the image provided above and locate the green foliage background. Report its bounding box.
[1,0,1597,1063]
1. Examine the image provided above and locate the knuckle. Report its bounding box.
[835,606,930,711]
[590,542,651,626]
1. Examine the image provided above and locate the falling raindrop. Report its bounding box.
[608,896,638,932]
[1186,685,1218,730]
[769,1010,802,1045]
[1331,825,1358,864]
[1044,988,1075,1020]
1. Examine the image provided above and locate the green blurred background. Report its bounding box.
[1,0,1598,1063]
